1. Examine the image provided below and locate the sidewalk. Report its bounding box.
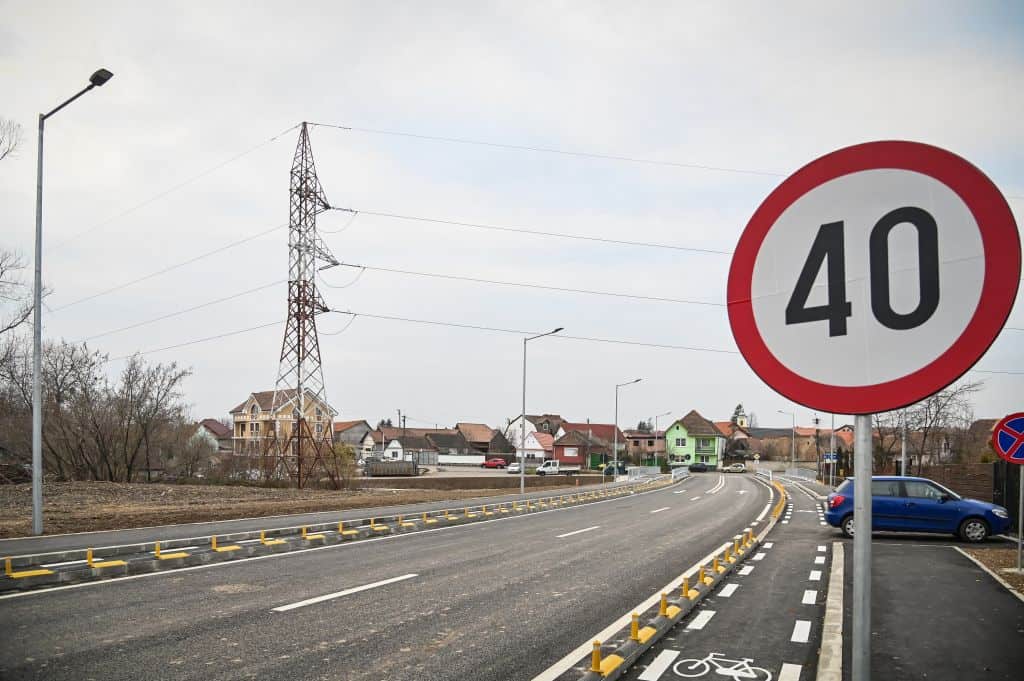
[842,541,1024,681]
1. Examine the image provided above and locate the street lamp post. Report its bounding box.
[650,411,671,467]
[613,379,642,477]
[520,327,563,494]
[777,409,795,475]
[31,68,114,536]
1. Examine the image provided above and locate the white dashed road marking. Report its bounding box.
[719,583,740,598]
[753,552,767,561]
[637,649,681,681]
[802,589,817,605]
[814,556,826,564]
[791,619,811,643]
[650,507,670,514]
[691,497,702,501]
[738,565,754,576]
[779,663,803,681]
[817,545,826,552]
[273,573,417,612]
[556,526,601,538]
[686,610,716,630]
[809,570,822,581]
[764,542,774,549]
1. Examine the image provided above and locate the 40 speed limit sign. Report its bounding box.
[728,141,1020,414]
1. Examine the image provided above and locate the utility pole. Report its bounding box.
[830,413,836,487]
[813,415,821,480]
[900,410,908,476]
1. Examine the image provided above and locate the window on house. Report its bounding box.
[250,404,259,417]
[647,440,654,447]
[633,439,640,446]
[315,423,323,434]
[251,422,260,435]
[675,438,686,447]
[698,438,713,448]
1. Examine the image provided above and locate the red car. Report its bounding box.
[481,458,507,469]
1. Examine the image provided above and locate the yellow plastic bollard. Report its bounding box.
[734,539,740,555]
[698,566,706,584]
[680,576,690,598]
[86,548,94,567]
[211,535,218,550]
[154,542,162,558]
[590,641,602,673]
[630,613,640,641]
[713,556,720,573]
[659,593,668,617]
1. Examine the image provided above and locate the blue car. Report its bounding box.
[825,476,1011,543]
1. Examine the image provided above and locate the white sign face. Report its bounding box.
[728,141,1020,414]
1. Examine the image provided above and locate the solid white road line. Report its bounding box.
[637,649,681,681]
[650,507,671,514]
[755,502,771,522]
[791,619,811,643]
[802,589,817,605]
[738,565,754,576]
[272,573,417,612]
[814,556,826,565]
[556,526,601,538]
[686,610,716,630]
[779,663,803,681]
[531,540,733,681]
[753,552,766,561]
[809,570,822,581]
[719,583,739,598]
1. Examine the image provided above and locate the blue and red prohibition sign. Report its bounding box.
[992,413,1024,465]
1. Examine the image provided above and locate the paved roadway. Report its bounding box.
[0,473,771,681]
[0,481,627,556]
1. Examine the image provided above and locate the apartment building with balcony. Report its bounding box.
[229,389,337,455]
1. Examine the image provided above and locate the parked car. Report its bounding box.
[535,460,580,476]
[506,462,521,474]
[481,458,507,469]
[689,462,709,473]
[602,463,628,476]
[724,463,746,473]
[824,476,1011,542]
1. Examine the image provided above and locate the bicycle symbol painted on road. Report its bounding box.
[672,651,772,680]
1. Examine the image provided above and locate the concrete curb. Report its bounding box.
[816,541,844,681]
[2,476,681,593]
[574,482,788,680]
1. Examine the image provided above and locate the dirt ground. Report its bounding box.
[0,481,530,538]
[964,546,1024,595]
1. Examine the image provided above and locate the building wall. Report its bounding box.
[665,424,723,468]
[232,395,333,454]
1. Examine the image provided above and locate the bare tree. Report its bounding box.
[904,381,982,473]
[0,250,32,337]
[0,118,22,162]
[872,411,904,472]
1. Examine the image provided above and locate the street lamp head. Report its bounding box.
[633,378,642,384]
[552,327,564,333]
[89,69,114,87]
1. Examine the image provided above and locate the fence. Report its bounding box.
[784,467,818,481]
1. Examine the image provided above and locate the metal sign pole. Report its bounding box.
[1018,465,1023,573]
[853,413,872,681]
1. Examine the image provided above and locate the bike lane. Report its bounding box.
[619,480,833,681]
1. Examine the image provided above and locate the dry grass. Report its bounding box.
[0,481,528,538]
[963,546,1024,596]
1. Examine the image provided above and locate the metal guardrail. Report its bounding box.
[755,468,773,481]
[671,467,691,482]
[784,467,818,481]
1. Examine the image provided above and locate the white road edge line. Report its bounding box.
[556,526,601,538]
[530,539,733,681]
[637,649,681,681]
[272,573,417,612]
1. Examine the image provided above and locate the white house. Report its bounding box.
[505,414,566,451]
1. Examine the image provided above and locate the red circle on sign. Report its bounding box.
[991,413,1024,465]
[727,141,1020,414]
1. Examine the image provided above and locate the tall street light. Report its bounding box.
[777,409,795,475]
[31,68,114,535]
[613,378,642,477]
[650,411,671,466]
[520,327,563,494]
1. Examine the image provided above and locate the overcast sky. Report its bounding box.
[2,2,1022,432]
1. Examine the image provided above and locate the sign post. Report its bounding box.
[727,141,1020,681]
[992,413,1024,572]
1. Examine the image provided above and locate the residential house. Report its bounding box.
[714,421,752,462]
[505,414,566,450]
[561,422,627,458]
[425,431,473,456]
[194,418,233,455]
[553,430,612,468]
[664,410,727,469]
[333,420,372,450]
[487,430,516,458]
[624,429,665,463]
[230,389,336,455]
[518,431,554,461]
[456,422,496,454]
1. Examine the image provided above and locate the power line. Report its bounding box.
[104,319,282,363]
[309,122,784,177]
[49,222,286,313]
[332,261,724,307]
[330,207,732,254]
[81,279,285,342]
[52,124,300,250]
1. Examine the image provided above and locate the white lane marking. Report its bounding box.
[674,490,688,495]
[42,559,88,567]
[819,521,828,526]
[737,490,747,495]
[755,503,771,522]
[814,556,826,565]
[764,542,774,549]
[781,520,789,524]
[738,565,754,576]
[802,589,817,605]
[691,497,702,501]
[638,649,681,681]
[779,663,803,681]
[556,526,601,538]
[707,476,726,494]
[272,573,417,612]
[753,552,766,561]
[809,570,822,581]
[719,583,739,598]
[530,540,733,681]
[650,507,671,514]
[817,545,826,552]
[686,610,716,630]
[791,619,812,643]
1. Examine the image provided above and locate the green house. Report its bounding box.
[664,410,727,469]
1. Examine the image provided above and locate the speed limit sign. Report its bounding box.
[728,141,1019,414]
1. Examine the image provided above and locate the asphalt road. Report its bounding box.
[0,472,771,681]
[614,478,832,681]
[0,480,629,556]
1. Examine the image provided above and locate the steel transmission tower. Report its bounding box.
[265,122,340,487]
